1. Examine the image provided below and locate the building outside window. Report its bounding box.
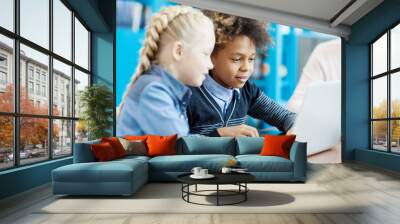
[0,54,7,88]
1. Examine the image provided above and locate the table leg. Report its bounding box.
[187,184,190,202]
[245,183,247,201]
[217,184,219,206]
[195,184,197,192]
[181,184,183,199]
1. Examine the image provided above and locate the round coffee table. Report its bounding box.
[177,172,255,206]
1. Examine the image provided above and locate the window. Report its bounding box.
[391,24,400,70]
[53,59,72,117]
[0,71,6,85]
[53,89,59,104]
[74,69,89,119]
[42,85,46,97]
[28,67,34,80]
[0,35,13,113]
[53,119,72,158]
[35,70,41,81]
[36,83,40,95]
[19,117,49,165]
[53,0,72,60]
[20,0,49,49]
[28,81,34,94]
[0,54,7,88]
[75,17,90,70]
[371,22,400,154]
[0,0,14,32]
[0,116,13,170]
[0,55,7,67]
[0,0,91,170]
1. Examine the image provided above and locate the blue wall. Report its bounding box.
[344,0,400,171]
[92,32,115,136]
[116,28,144,106]
[0,0,115,200]
[92,33,114,87]
[0,158,72,199]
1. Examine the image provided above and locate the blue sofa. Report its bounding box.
[52,136,307,196]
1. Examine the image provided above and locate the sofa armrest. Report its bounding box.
[73,140,100,163]
[289,141,307,181]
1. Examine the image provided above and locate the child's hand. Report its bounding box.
[217,124,259,137]
[287,127,295,135]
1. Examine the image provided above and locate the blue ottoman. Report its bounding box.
[52,156,148,196]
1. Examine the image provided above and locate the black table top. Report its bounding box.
[177,172,255,185]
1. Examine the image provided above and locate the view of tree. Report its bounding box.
[0,84,60,151]
[372,99,400,143]
[76,119,88,142]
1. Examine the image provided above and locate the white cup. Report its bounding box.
[221,167,232,174]
[191,167,202,176]
[200,169,208,176]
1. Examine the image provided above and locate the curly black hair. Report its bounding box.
[203,10,271,54]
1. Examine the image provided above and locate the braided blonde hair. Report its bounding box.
[117,5,213,116]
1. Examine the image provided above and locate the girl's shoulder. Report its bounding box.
[134,72,165,89]
[128,73,170,99]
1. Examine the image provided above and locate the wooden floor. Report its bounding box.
[1,162,400,224]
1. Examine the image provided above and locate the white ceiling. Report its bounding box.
[226,0,352,22]
[172,0,384,38]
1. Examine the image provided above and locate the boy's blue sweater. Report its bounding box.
[187,80,296,136]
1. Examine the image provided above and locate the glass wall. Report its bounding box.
[370,23,400,154]
[0,0,91,170]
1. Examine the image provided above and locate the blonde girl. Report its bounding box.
[117,6,215,137]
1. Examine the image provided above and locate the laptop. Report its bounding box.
[291,81,341,156]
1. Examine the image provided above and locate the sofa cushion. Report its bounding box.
[52,158,147,183]
[148,154,235,172]
[236,155,293,172]
[119,138,147,156]
[178,136,235,155]
[114,155,150,164]
[101,137,127,158]
[147,134,177,157]
[91,142,118,161]
[236,137,264,155]
[260,135,296,159]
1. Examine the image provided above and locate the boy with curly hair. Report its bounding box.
[187,11,296,137]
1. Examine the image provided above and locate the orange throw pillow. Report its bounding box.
[91,142,118,161]
[146,134,177,157]
[259,134,296,159]
[101,137,126,158]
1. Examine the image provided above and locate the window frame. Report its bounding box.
[0,0,92,171]
[370,20,400,154]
